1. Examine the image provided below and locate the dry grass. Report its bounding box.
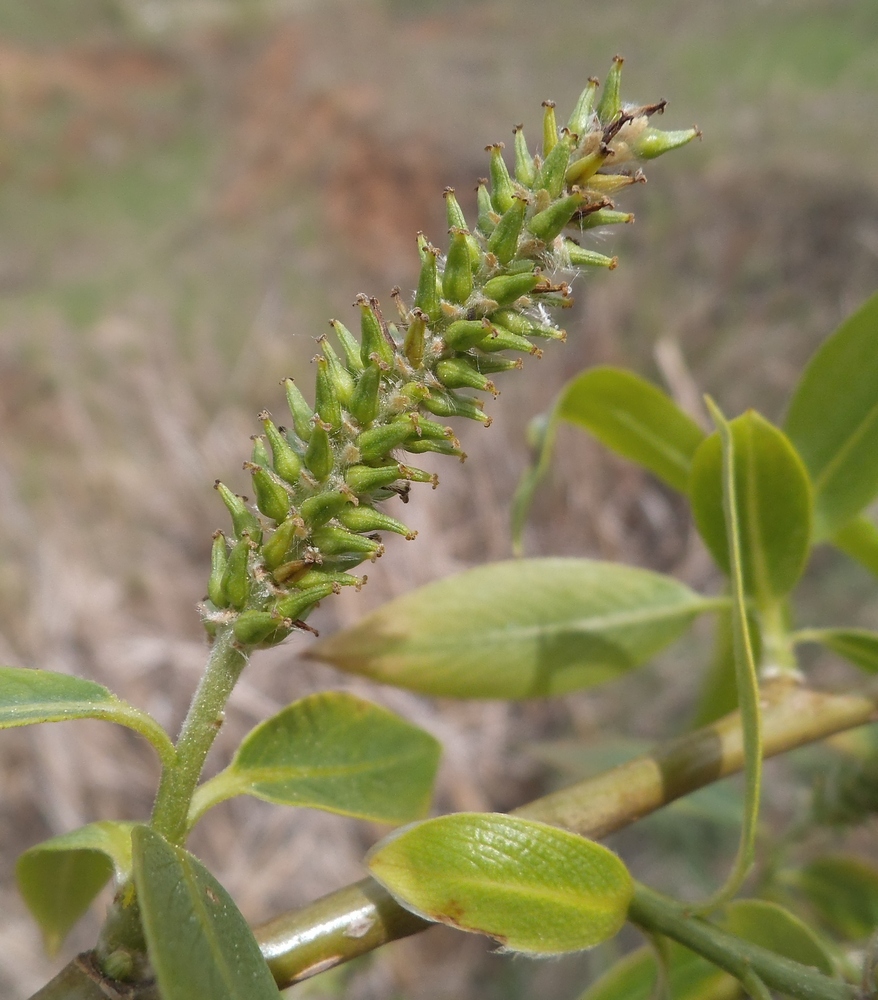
[0,1,876,997]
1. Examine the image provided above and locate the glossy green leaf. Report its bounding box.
[793,855,878,941]
[188,692,440,828]
[0,666,174,763]
[793,628,878,672]
[556,367,706,492]
[307,558,717,699]
[688,411,812,602]
[367,812,633,954]
[723,899,834,976]
[17,821,136,955]
[578,942,736,1000]
[784,291,878,539]
[832,515,878,577]
[132,826,278,1000]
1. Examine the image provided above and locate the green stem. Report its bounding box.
[149,627,248,845]
[760,600,798,676]
[628,884,856,1000]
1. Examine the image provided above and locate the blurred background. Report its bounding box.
[0,0,876,996]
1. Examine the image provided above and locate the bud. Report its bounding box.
[443,318,493,351]
[261,413,302,485]
[215,481,262,542]
[356,418,419,463]
[304,423,334,481]
[563,241,618,269]
[579,208,634,229]
[541,100,558,156]
[275,583,336,621]
[300,490,354,529]
[310,525,384,558]
[596,55,624,123]
[245,462,292,523]
[283,378,314,443]
[234,609,290,646]
[533,130,575,199]
[403,311,427,369]
[348,361,382,425]
[262,515,303,571]
[435,358,497,395]
[345,461,404,494]
[487,144,515,213]
[442,228,474,305]
[567,77,599,136]
[221,537,252,610]
[527,189,587,243]
[487,195,528,265]
[207,531,229,608]
[509,128,533,188]
[423,389,491,425]
[358,295,395,368]
[317,335,356,404]
[414,236,442,322]
[338,505,416,538]
[329,319,365,373]
[482,270,540,306]
[632,126,701,160]
[314,356,343,431]
[476,179,498,235]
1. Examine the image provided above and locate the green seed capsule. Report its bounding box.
[310,526,383,558]
[221,537,252,610]
[533,131,575,199]
[291,567,362,589]
[234,609,288,646]
[404,414,455,442]
[542,100,558,156]
[349,361,382,425]
[488,195,528,265]
[215,481,262,542]
[478,326,539,355]
[404,437,466,459]
[414,236,441,322]
[563,241,618,269]
[512,125,536,186]
[283,378,314,443]
[314,356,343,431]
[490,309,563,339]
[476,179,498,235]
[262,515,303,571]
[444,187,467,230]
[482,271,540,306]
[317,336,356,404]
[261,413,302,485]
[403,311,427,369]
[250,434,271,467]
[422,389,490,425]
[304,423,333,481]
[399,464,439,486]
[442,228,474,304]
[345,462,403,493]
[565,148,611,186]
[246,462,292,523]
[579,208,634,229]
[275,583,336,620]
[458,352,522,375]
[567,77,600,136]
[358,296,395,368]
[527,190,587,243]
[487,144,515,213]
[586,172,642,195]
[338,505,415,538]
[208,531,229,607]
[632,126,701,160]
[356,419,418,462]
[596,55,624,123]
[300,490,354,529]
[435,358,497,394]
[329,319,364,373]
[443,318,493,350]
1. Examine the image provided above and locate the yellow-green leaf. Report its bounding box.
[723,899,834,976]
[793,855,878,942]
[367,813,633,954]
[832,515,878,577]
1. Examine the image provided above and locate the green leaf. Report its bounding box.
[0,665,174,763]
[578,942,735,1000]
[793,628,878,673]
[367,812,633,954]
[17,821,136,955]
[723,899,834,976]
[188,692,440,829]
[688,411,812,602]
[132,826,279,1000]
[510,408,560,556]
[307,558,717,699]
[832,515,878,577]
[793,855,878,941]
[556,367,706,492]
[784,291,878,539]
